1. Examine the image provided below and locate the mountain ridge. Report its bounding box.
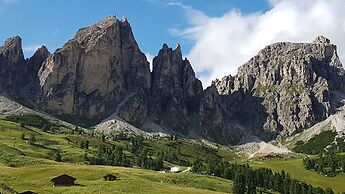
[1,16,345,145]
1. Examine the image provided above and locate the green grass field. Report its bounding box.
[250,159,345,193]
[0,164,232,194]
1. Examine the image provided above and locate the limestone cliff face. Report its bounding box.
[214,36,345,138]
[0,36,25,95]
[23,46,50,101]
[149,44,203,134]
[38,16,151,124]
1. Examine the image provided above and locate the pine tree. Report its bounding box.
[246,170,256,194]
[85,140,89,149]
[233,172,246,194]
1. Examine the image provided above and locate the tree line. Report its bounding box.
[192,158,336,194]
[303,153,345,176]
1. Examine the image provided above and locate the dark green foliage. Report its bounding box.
[78,140,90,150]
[79,141,85,149]
[303,153,345,176]
[192,161,333,194]
[20,132,25,140]
[325,187,335,194]
[42,124,50,132]
[335,138,345,152]
[28,134,36,145]
[89,144,130,167]
[294,131,336,154]
[295,140,304,145]
[6,114,56,129]
[135,148,164,171]
[233,172,246,194]
[54,149,62,162]
[85,140,89,149]
[192,159,204,174]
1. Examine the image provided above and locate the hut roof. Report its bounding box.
[103,174,117,178]
[50,174,76,182]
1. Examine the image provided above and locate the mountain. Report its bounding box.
[1,16,345,145]
[214,36,345,140]
[38,16,151,125]
[0,36,50,103]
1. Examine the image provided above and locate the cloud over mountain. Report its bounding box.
[173,0,345,86]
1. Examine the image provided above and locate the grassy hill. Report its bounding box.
[0,116,238,168]
[0,115,238,193]
[0,164,232,194]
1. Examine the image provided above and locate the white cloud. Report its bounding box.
[145,52,154,71]
[174,0,345,87]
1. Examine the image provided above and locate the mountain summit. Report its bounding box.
[38,16,151,124]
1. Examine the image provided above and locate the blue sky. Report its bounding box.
[0,0,269,58]
[3,0,343,87]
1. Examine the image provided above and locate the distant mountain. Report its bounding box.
[1,16,345,145]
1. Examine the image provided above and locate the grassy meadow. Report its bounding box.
[250,158,345,193]
[0,164,232,194]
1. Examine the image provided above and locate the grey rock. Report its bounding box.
[0,36,25,95]
[214,36,345,138]
[149,44,203,135]
[38,16,151,124]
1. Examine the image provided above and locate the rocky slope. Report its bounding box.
[214,36,345,139]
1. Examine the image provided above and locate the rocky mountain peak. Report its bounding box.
[149,43,203,134]
[0,36,24,64]
[314,35,331,44]
[38,16,151,124]
[121,16,128,23]
[32,46,49,59]
[94,15,118,28]
[214,36,345,138]
[2,36,21,49]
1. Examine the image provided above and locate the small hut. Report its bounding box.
[103,174,117,181]
[50,174,76,187]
